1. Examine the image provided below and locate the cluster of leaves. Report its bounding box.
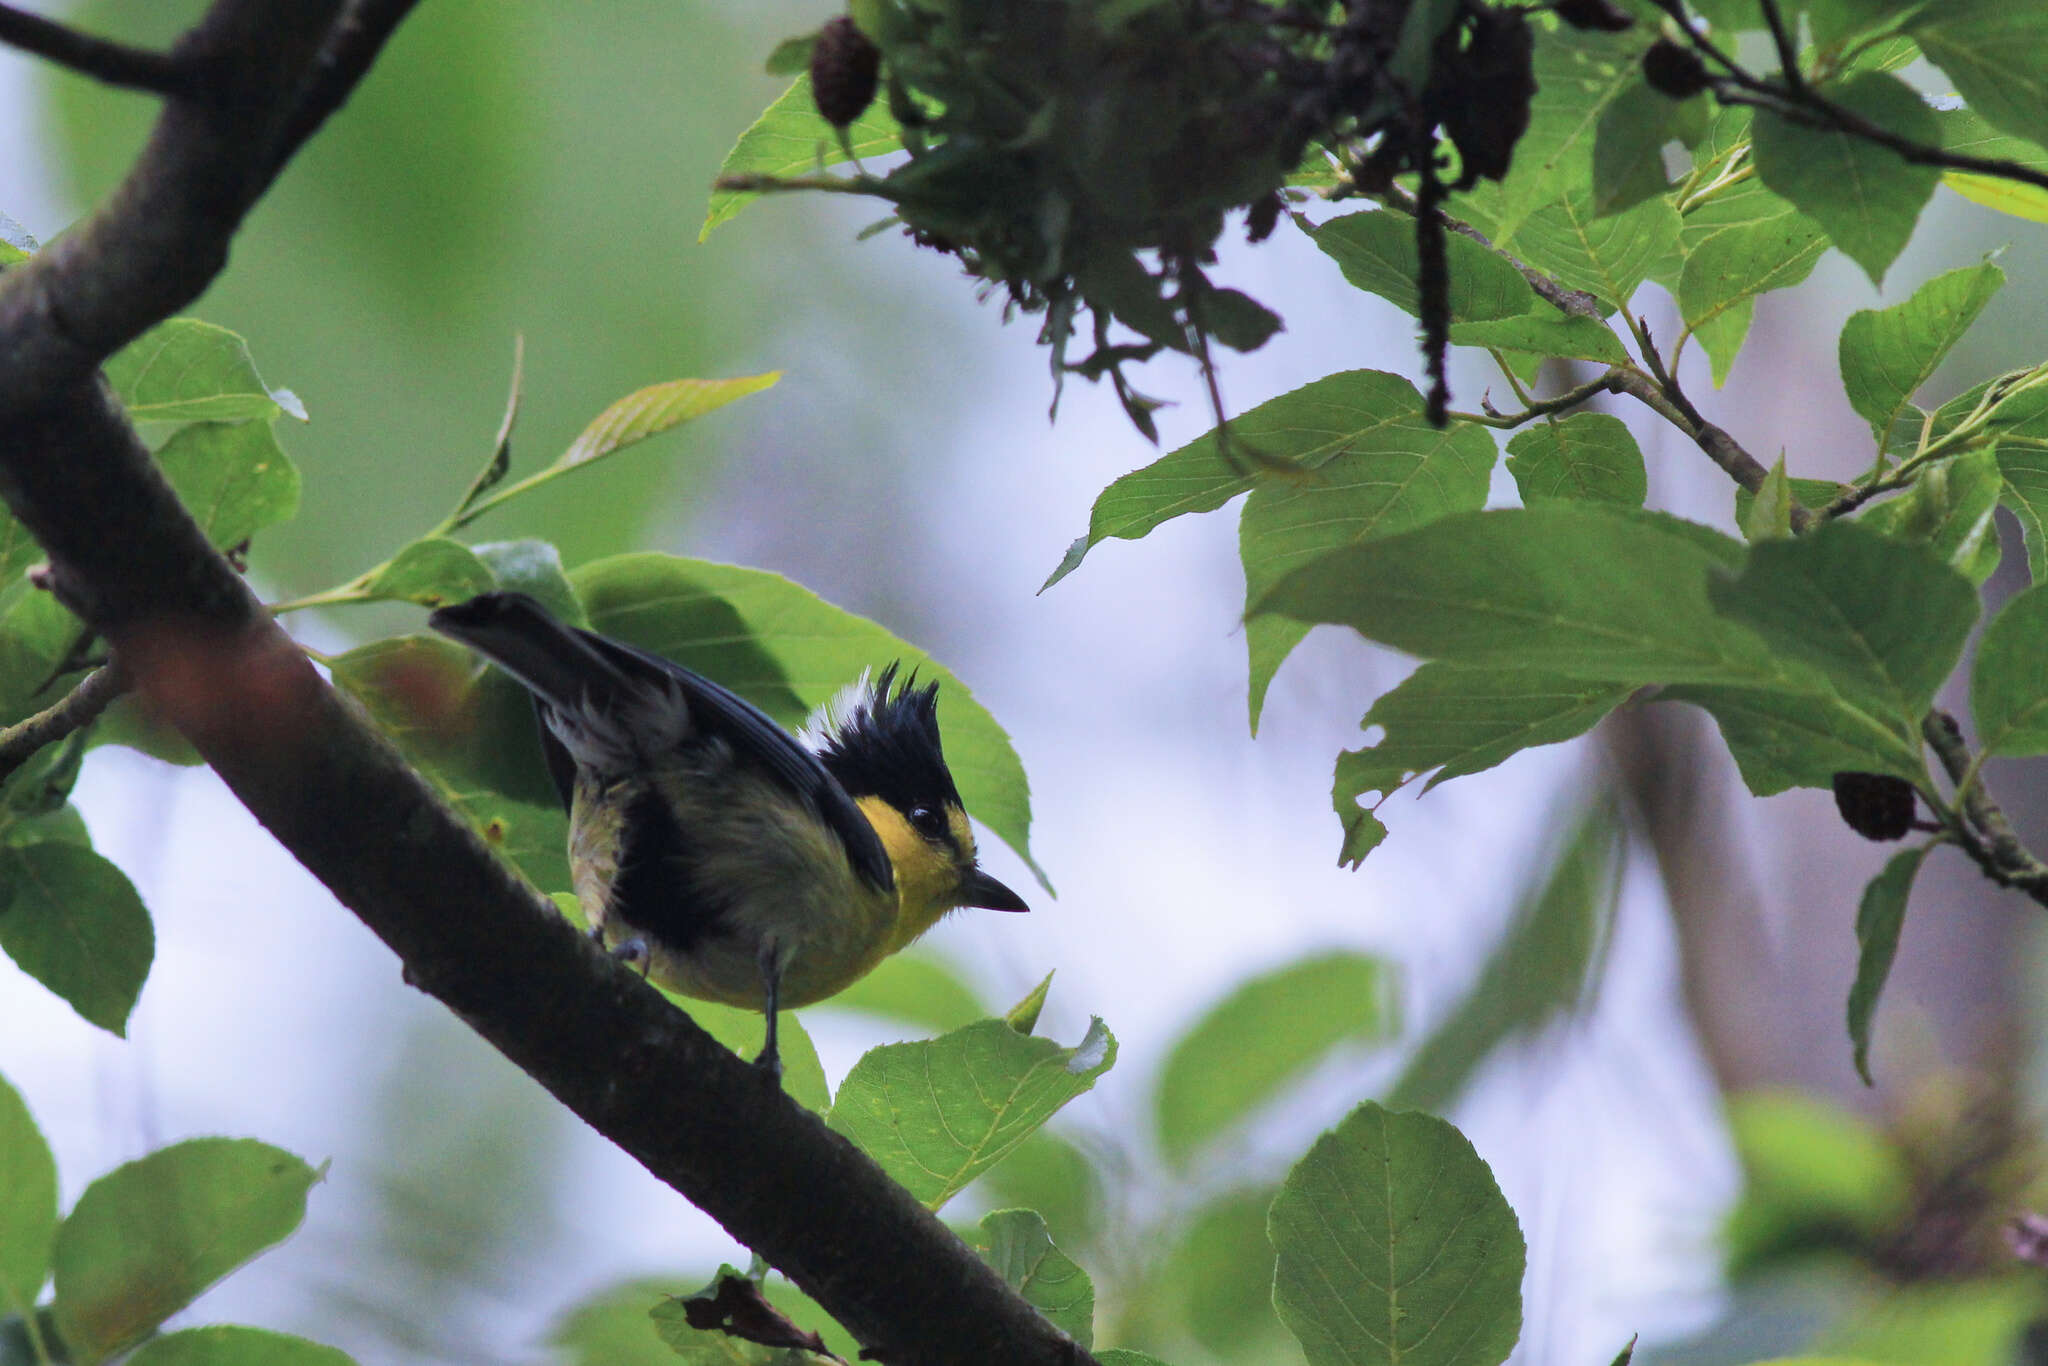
[1021,0,2048,1095]
[722,0,1550,435]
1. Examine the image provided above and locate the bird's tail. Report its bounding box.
[427,592,626,713]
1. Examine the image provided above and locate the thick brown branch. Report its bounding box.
[0,661,127,786]
[1923,712,2048,903]
[0,4,1094,1362]
[0,3,196,98]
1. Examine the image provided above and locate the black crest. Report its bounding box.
[815,664,961,819]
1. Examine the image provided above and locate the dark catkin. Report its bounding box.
[1642,38,1711,100]
[1833,771,1917,842]
[811,16,880,129]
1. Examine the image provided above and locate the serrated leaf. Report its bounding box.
[1911,5,2048,151]
[1239,377,1496,727]
[1707,520,1977,721]
[1839,262,2004,445]
[555,373,780,471]
[827,1017,1115,1209]
[1487,25,1655,243]
[155,419,301,551]
[1388,806,1621,1112]
[1506,413,1646,507]
[1752,72,1939,285]
[1448,311,1630,365]
[702,75,902,240]
[1257,506,1801,688]
[1970,581,2048,756]
[0,1073,56,1321]
[1744,459,1796,542]
[1848,842,1930,1085]
[1468,189,1680,311]
[1594,80,1701,214]
[573,554,1043,887]
[472,539,586,626]
[1305,210,1535,322]
[1334,665,1630,865]
[127,1327,357,1366]
[52,1139,317,1363]
[104,319,288,426]
[1270,1103,1523,1366]
[1660,683,1925,795]
[359,537,496,608]
[1679,211,1828,353]
[825,949,989,1032]
[1856,444,2003,584]
[974,1210,1094,1347]
[1155,953,1394,1165]
[0,841,152,1037]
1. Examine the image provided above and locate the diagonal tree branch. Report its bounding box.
[0,4,1089,1364]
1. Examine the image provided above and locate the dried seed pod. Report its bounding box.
[1833,771,1916,842]
[811,16,880,128]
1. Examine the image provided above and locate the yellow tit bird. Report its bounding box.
[428,591,1027,1072]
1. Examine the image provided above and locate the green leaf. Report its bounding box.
[1239,377,1496,727]
[1270,1103,1523,1366]
[155,419,302,551]
[1387,806,1622,1113]
[51,1139,317,1363]
[1939,107,2048,222]
[359,537,496,608]
[548,1278,698,1366]
[763,32,817,76]
[1486,25,1655,243]
[1201,287,1283,353]
[975,1132,1104,1253]
[1678,211,1828,364]
[1658,683,1925,795]
[1735,476,1852,530]
[1097,1353,1176,1366]
[0,842,152,1037]
[826,949,989,1033]
[827,1016,1115,1210]
[1151,1186,1285,1357]
[0,1073,56,1321]
[1335,666,1633,865]
[1257,506,1800,687]
[1723,1091,1911,1273]
[1856,444,2004,584]
[555,373,780,471]
[973,1210,1094,1347]
[1154,952,1395,1166]
[1463,190,1681,312]
[1045,370,1486,592]
[472,539,586,627]
[680,1003,830,1113]
[0,209,37,262]
[1706,520,1978,721]
[1999,446,2048,582]
[1839,263,2004,445]
[573,554,1043,887]
[127,1327,357,1366]
[104,319,295,427]
[1447,311,1630,366]
[1752,72,1939,285]
[1594,79,1703,214]
[1847,842,1930,1085]
[1910,5,2048,151]
[1003,972,1053,1035]
[1305,210,1535,322]
[702,75,902,240]
[1506,413,1646,507]
[1970,581,2048,756]
[1744,459,1796,542]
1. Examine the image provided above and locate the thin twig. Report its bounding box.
[0,661,127,785]
[0,2,196,98]
[1756,0,1806,94]
[1923,711,2048,903]
[1452,370,1616,427]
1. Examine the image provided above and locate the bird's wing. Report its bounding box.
[576,631,895,892]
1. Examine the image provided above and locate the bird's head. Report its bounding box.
[809,665,1027,945]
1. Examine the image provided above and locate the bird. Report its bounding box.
[427,591,1027,1073]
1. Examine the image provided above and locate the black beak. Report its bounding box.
[962,868,1028,912]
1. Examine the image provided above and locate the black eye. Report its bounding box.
[908,805,948,840]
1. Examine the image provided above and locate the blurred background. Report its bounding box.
[5,3,2048,1363]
